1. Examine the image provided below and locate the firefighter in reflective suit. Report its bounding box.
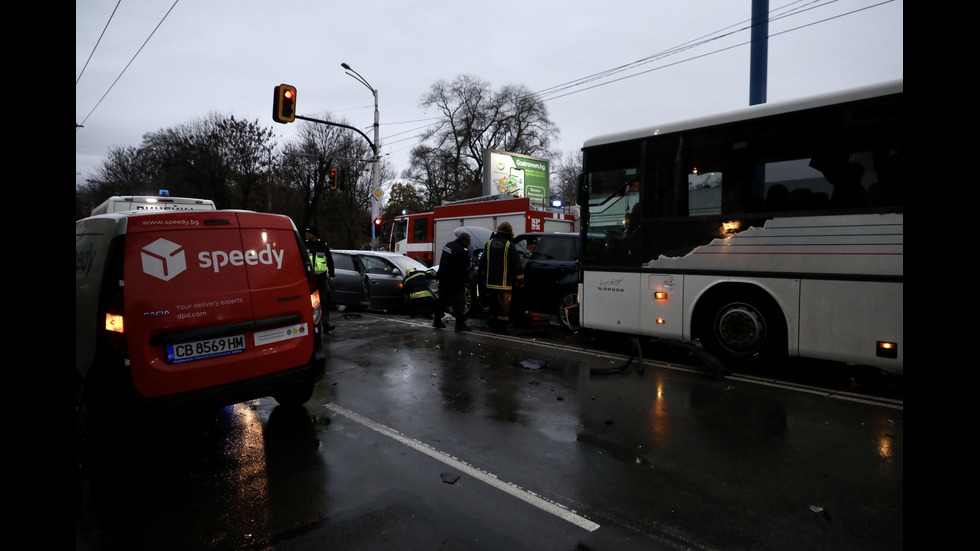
[478,221,523,333]
[403,267,436,319]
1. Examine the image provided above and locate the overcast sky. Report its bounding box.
[76,0,903,193]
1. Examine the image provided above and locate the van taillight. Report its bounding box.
[102,286,127,353]
[105,312,124,333]
[104,287,124,334]
[309,274,322,326]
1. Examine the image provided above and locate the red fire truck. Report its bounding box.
[389,195,576,266]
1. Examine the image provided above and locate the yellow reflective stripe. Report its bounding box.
[482,239,514,290]
[410,290,433,299]
[500,241,510,285]
[482,241,492,286]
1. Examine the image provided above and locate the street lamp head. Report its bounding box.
[342,63,376,97]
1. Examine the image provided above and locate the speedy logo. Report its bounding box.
[198,243,284,273]
[141,239,187,281]
[141,239,286,280]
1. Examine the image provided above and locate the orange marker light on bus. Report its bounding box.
[876,341,898,359]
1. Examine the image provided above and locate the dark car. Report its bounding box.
[511,232,581,330]
[330,251,370,310]
[331,250,437,313]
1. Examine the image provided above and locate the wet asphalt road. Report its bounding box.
[76,311,903,551]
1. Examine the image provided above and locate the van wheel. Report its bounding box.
[558,292,580,331]
[273,381,315,406]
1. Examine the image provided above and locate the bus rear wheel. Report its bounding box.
[696,287,787,368]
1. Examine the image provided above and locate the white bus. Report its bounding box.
[577,80,902,376]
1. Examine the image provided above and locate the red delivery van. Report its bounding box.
[75,209,326,419]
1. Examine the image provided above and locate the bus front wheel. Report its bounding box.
[695,287,787,368]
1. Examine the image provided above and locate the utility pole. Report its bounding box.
[342,62,381,250]
[272,77,382,248]
[750,0,769,106]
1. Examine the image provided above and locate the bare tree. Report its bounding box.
[212,115,275,210]
[404,75,559,205]
[281,114,392,249]
[77,114,278,217]
[552,150,584,206]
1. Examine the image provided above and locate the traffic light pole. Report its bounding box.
[295,114,381,249]
[342,63,381,250]
[278,65,382,250]
[370,89,380,250]
[293,116,376,158]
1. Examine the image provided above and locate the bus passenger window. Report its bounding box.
[688,170,722,216]
[763,159,830,212]
[809,153,871,210]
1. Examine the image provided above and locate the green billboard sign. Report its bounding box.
[483,150,550,207]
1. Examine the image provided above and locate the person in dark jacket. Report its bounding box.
[478,221,524,333]
[304,226,336,332]
[403,266,436,319]
[434,233,472,331]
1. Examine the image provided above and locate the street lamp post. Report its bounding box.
[341,62,381,250]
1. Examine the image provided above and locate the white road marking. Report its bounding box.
[325,402,601,532]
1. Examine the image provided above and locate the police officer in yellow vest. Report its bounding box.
[304,227,336,331]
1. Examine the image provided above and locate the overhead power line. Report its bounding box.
[532,0,893,103]
[76,0,181,128]
[385,0,894,155]
[76,0,121,86]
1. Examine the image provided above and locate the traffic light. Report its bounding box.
[329,167,338,190]
[374,216,383,227]
[273,84,296,123]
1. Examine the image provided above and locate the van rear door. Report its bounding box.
[121,210,316,399]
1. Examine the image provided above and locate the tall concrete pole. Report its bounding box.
[371,87,380,249]
[750,0,769,106]
[342,62,381,249]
